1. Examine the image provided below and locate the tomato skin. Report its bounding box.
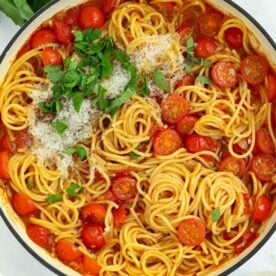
[211,61,238,88]
[175,74,195,88]
[64,7,79,26]
[219,156,246,178]
[78,6,105,30]
[41,47,62,66]
[81,203,107,225]
[103,0,117,14]
[265,74,276,101]
[251,154,276,182]
[178,218,206,246]
[31,29,56,48]
[177,25,194,45]
[81,223,106,250]
[1,134,13,152]
[252,195,272,223]
[225,27,243,49]
[26,224,53,250]
[17,42,31,57]
[53,19,73,45]
[195,37,218,58]
[272,102,276,128]
[82,255,101,275]
[256,127,274,155]
[113,204,126,228]
[55,239,83,263]
[153,129,182,156]
[12,192,37,216]
[176,115,198,136]
[233,138,249,154]
[197,11,224,38]
[234,230,259,254]
[243,193,251,215]
[241,54,269,85]
[184,133,217,153]
[14,129,32,149]
[111,176,137,202]
[161,94,189,124]
[0,150,11,179]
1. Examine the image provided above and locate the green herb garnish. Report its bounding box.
[66,183,82,199]
[51,120,68,135]
[211,207,221,222]
[195,75,211,85]
[46,194,63,204]
[27,180,34,189]
[64,146,86,160]
[129,151,140,159]
[152,70,170,93]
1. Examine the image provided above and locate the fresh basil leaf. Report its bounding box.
[183,63,193,74]
[101,50,113,79]
[38,100,60,113]
[64,146,86,160]
[113,49,130,67]
[98,85,107,98]
[72,92,84,112]
[196,75,211,85]
[74,31,83,42]
[152,70,170,93]
[83,29,102,42]
[51,120,68,135]
[109,87,135,111]
[211,207,221,222]
[66,183,82,199]
[44,65,64,83]
[98,99,110,110]
[46,194,63,204]
[129,151,140,159]
[137,77,150,96]
[200,59,212,68]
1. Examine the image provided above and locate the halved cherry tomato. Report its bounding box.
[82,255,101,275]
[234,230,259,254]
[114,167,132,177]
[104,189,117,202]
[241,54,269,85]
[265,74,276,101]
[26,224,53,250]
[31,29,56,48]
[64,7,80,26]
[113,205,126,228]
[41,47,62,66]
[219,156,246,178]
[175,74,195,88]
[153,129,182,156]
[149,124,165,137]
[195,37,218,58]
[197,11,224,38]
[176,115,198,136]
[12,192,37,216]
[256,127,274,155]
[177,25,194,45]
[103,0,117,14]
[233,138,249,154]
[158,2,175,20]
[1,134,13,152]
[243,193,251,214]
[17,42,31,57]
[0,150,10,179]
[161,94,189,124]
[224,27,243,49]
[178,218,206,246]
[211,61,238,88]
[14,129,32,149]
[251,154,276,182]
[53,19,73,45]
[111,176,137,201]
[184,133,218,153]
[81,203,107,224]
[180,6,202,27]
[55,239,83,263]
[78,6,105,30]
[252,194,272,223]
[81,223,106,250]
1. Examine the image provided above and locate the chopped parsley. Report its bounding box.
[51,120,68,135]
[129,151,140,159]
[66,183,83,199]
[152,70,170,93]
[196,75,211,85]
[211,207,221,222]
[64,146,87,160]
[46,194,63,204]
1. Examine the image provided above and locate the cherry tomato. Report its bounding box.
[78,6,105,30]
[256,127,274,155]
[272,102,276,128]
[1,134,13,152]
[26,224,53,250]
[243,193,251,214]
[219,156,246,178]
[81,203,107,224]
[158,2,175,20]
[175,74,195,88]
[82,255,101,275]
[251,154,276,182]
[53,19,73,45]
[241,54,269,85]
[149,124,165,137]
[176,115,198,136]
[81,223,106,250]
[195,37,218,58]
[180,6,202,27]
[113,205,126,228]
[211,61,238,88]
[252,194,272,223]
[177,25,194,45]
[161,94,189,124]
[233,138,249,154]
[153,129,182,156]
[265,74,276,101]
[114,167,132,177]
[64,7,79,26]
[0,150,10,179]
[234,230,259,254]
[184,133,218,153]
[103,0,117,14]
[225,27,243,49]
[111,176,137,201]
[12,192,37,216]
[197,11,224,38]
[41,47,62,66]
[55,239,83,263]
[178,218,206,246]
[14,129,32,149]
[31,29,56,48]
[17,42,31,57]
